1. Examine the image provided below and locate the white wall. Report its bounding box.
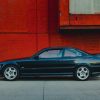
[94,0,100,13]
[70,0,100,14]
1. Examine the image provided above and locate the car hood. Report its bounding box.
[0,57,32,63]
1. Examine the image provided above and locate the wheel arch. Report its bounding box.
[1,62,20,75]
[75,63,91,69]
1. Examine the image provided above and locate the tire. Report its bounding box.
[75,66,90,81]
[3,65,19,81]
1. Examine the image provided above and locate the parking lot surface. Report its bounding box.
[0,77,100,100]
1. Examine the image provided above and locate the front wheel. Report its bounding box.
[75,66,90,81]
[3,65,19,81]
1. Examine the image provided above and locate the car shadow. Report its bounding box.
[89,76,100,81]
[0,76,100,81]
[19,77,75,81]
[20,77,100,81]
[18,76,100,81]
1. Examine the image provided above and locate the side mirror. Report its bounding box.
[34,56,39,59]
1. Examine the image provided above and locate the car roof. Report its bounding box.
[43,47,77,50]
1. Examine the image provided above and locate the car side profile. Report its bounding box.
[0,47,100,81]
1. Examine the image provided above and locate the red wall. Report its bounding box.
[0,0,100,61]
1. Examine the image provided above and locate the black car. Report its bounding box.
[0,47,100,81]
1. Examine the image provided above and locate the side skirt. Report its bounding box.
[20,72,74,77]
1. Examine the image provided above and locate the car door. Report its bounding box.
[34,49,65,75]
[60,48,83,74]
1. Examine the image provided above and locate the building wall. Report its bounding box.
[60,0,100,26]
[0,0,99,61]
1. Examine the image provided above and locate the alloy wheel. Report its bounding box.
[4,66,18,80]
[76,66,90,81]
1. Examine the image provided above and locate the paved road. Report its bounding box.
[0,77,100,100]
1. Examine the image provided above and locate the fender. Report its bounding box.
[1,61,20,70]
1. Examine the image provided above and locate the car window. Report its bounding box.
[39,49,62,58]
[69,49,82,56]
[64,49,82,57]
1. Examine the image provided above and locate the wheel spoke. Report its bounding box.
[12,71,17,76]
[81,67,84,71]
[84,70,88,74]
[9,68,12,71]
[5,71,10,76]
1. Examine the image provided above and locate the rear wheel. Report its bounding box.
[75,66,90,81]
[3,65,19,81]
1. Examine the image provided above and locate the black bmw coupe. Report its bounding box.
[0,47,100,81]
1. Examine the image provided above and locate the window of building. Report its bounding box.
[70,0,100,14]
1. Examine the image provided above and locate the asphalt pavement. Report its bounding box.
[0,77,100,100]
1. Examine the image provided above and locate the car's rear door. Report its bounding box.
[60,48,83,74]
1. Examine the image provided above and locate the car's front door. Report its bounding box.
[34,49,65,75]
